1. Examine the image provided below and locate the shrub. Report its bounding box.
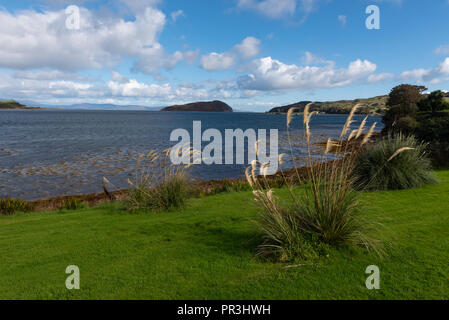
[353,134,438,190]
[396,116,419,134]
[248,104,381,262]
[415,116,449,167]
[126,149,191,212]
[0,198,35,215]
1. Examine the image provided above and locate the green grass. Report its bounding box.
[1,172,449,300]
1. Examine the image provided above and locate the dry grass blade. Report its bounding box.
[245,166,253,187]
[388,147,415,162]
[361,122,377,145]
[251,160,258,181]
[325,139,341,154]
[348,129,358,141]
[303,103,313,124]
[278,153,287,165]
[325,138,333,154]
[340,104,361,138]
[287,107,301,128]
[356,116,368,139]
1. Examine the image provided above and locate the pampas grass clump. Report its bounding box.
[126,148,193,212]
[247,104,382,262]
[353,133,438,191]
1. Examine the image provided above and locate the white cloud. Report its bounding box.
[200,52,236,71]
[234,36,261,59]
[111,71,129,83]
[200,37,261,71]
[237,0,321,19]
[400,57,449,84]
[237,0,296,19]
[12,70,88,81]
[183,49,200,65]
[367,73,394,83]
[49,80,92,91]
[0,6,192,75]
[237,56,377,91]
[108,79,171,97]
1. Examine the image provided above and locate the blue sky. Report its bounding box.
[0,0,448,111]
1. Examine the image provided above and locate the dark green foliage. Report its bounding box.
[0,198,35,215]
[353,134,438,190]
[418,90,448,115]
[382,84,427,133]
[415,115,449,166]
[396,116,419,134]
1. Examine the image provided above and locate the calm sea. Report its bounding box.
[0,110,382,200]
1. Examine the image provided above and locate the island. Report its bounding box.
[267,95,389,115]
[0,100,41,110]
[161,100,233,113]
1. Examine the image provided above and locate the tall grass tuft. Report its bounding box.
[0,198,35,215]
[353,133,438,191]
[248,105,382,261]
[126,148,193,212]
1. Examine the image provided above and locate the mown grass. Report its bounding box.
[0,171,448,300]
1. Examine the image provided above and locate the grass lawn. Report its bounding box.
[1,172,449,300]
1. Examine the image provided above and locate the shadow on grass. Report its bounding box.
[189,224,261,258]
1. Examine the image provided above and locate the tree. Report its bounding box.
[382,84,427,133]
[418,90,447,115]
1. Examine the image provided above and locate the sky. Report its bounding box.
[0,0,448,111]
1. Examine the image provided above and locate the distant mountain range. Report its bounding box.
[268,95,389,115]
[29,102,162,111]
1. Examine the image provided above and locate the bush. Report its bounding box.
[353,134,438,190]
[396,116,419,134]
[415,116,449,167]
[0,198,35,215]
[249,104,380,261]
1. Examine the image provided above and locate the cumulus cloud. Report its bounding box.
[108,79,171,97]
[111,71,129,83]
[0,6,192,75]
[234,37,261,59]
[237,56,377,92]
[200,52,236,71]
[200,36,261,71]
[400,57,449,84]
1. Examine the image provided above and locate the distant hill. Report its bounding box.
[268,95,389,115]
[161,100,233,112]
[0,100,41,110]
